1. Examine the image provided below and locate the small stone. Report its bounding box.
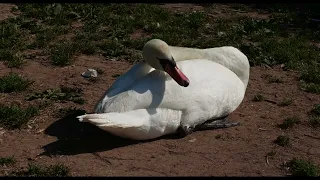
[81,69,98,78]
[36,129,45,134]
[217,31,226,37]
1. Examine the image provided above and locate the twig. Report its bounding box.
[304,134,320,140]
[230,9,247,13]
[207,13,216,18]
[92,152,111,165]
[258,128,268,131]
[264,99,278,104]
[266,155,269,166]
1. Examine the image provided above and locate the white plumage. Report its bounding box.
[78,39,250,140]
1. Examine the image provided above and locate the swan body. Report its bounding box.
[78,39,250,140]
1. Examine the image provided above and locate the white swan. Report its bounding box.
[77,39,250,140]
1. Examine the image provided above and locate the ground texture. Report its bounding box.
[0,3,319,176]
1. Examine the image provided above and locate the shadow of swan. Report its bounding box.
[41,109,181,156]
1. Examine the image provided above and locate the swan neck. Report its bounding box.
[169,46,205,62]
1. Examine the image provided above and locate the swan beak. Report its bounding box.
[164,62,190,87]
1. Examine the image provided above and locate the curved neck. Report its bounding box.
[168,46,250,89]
[169,46,205,61]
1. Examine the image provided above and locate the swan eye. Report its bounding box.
[157,57,176,68]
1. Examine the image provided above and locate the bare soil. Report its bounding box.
[0,3,320,177]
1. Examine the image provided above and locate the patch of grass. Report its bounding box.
[0,19,28,68]
[215,134,222,139]
[11,163,70,177]
[278,97,293,107]
[0,19,25,49]
[51,42,77,66]
[266,151,276,158]
[285,158,320,177]
[0,50,25,68]
[0,104,39,129]
[25,86,85,104]
[299,63,320,94]
[74,40,96,55]
[308,104,320,128]
[252,93,265,102]
[95,68,104,75]
[241,36,319,68]
[0,73,33,93]
[0,156,16,166]
[97,39,127,57]
[28,25,70,49]
[224,14,320,91]
[310,104,320,116]
[309,116,320,128]
[268,76,284,83]
[262,74,284,83]
[278,116,301,129]
[274,135,290,146]
[300,63,320,84]
[55,107,86,118]
[0,4,317,93]
[112,74,122,78]
[13,4,210,62]
[300,82,320,94]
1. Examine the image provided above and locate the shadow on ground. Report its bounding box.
[41,110,181,156]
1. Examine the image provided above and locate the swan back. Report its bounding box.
[168,45,250,90]
[204,46,250,89]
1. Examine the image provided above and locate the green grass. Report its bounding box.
[252,93,265,102]
[0,18,28,68]
[0,73,33,93]
[25,86,85,104]
[301,83,320,94]
[278,97,293,107]
[30,26,70,49]
[285,158,320,177]
[112,74,122,78]
[95,68,104,75]
[299,63,320,94]
[309,116,320,128]
[0,4,317,90]
[278,116,301,129]
[266,151,276,158]
[55,107,86,118]
[274,135,290,146]
[215,134,222,139]
[0,50,25,68]
[51,42,77,66]
[0,156,16,166]
[310,104,320,116]
[0,104,39,129]
[11,163,70,177]
[268,76,284,83]
[309,104,320,128]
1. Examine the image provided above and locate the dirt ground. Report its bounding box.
[0,4,320,176]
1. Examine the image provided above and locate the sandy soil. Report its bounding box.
[0,3,319,177]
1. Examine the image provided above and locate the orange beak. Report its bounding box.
[163,62,190,87]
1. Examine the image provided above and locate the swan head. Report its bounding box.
[142,39,190,87]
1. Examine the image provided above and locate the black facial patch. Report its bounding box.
[156,56,176,69]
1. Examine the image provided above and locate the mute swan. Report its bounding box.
[77,39,250,140]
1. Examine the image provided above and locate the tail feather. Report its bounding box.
[77,108,182,140]
[77,113,143,128]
